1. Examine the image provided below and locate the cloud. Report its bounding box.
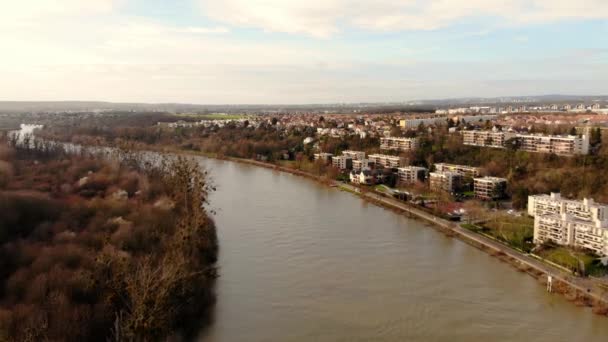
[200,0,608,37]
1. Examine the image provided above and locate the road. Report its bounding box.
[336,181,608,305]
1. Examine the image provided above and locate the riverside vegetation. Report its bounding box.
[0,135,218,341]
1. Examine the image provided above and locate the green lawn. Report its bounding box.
[480,214,534,252]
[537,246,606,276]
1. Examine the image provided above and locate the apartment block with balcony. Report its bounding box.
[429,171,462,193]
[331,156,353,170]
[462,130,515,148]
[397,166,427,185]
[367,154,406,169]
[473,177,507,200]
[380,137,419,152]
[313,153,334,164]
[341,150,366,160]
[462,130,589,155]
[352,159,372,172]
[528,193,608,256]
[434,163,481,179]
[516,134,589,156]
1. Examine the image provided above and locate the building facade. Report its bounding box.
[341,150,366,161]
[313,153,334,163]
[350,170,374,185]
[429,171,462,193]
[434,163,481,179]
[352,159,372,172]
[473,177,507,200]
[516,134,589,155]
[380,137,419,152]
[528,193,608,256]
[397,166,427,185]
[331,156,353,170]
[462,130,589,155]
[367,154,406,169]
[462,130,515,149]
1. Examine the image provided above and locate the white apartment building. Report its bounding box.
[528,193,608,256]
[380,137,419,152]
[331,156,353,170]
[397,166,427,185]
[429,171,462,193]
[434,163,481,179]
[313,153,334,163]
[474,177,507,201]
[462,130,515,149]
[462,130,590,156]
[400,117,446,128]
[368,154,406,169]
[352,159,371,172]
[516,134,589,155]
[341,150,366,160]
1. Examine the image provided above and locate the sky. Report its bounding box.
[0,0,607,104]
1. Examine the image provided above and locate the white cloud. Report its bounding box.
[4,0,121,22]
[200,0,608,37]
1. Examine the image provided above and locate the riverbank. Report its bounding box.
[195,152,608,315]
[39,140,608,316]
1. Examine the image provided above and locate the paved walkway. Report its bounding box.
[336,181,608,305]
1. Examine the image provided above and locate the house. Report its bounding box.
[350,170,374,185]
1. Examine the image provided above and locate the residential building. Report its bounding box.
[462,130,590,155]
[474,177,507,200]
[350,170,374,185]
[313,153,333,163]
[399,117,445,128]
[352,159,372,172]
[529,193,608,256]
[397,166,427,185]
[434,163,481,179]
[380,137,419,152]
[516,133,589,155]
[341,150,366,160]
[429,171,462,193]
[462,130,515,148]
[332,156,353,170]
[451,114,498,124]
[368,154,406,169]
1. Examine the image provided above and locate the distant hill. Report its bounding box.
[1,95,607,113]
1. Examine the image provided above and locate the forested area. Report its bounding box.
[0,137,217,341]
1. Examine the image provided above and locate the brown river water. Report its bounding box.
[194,157,608,341]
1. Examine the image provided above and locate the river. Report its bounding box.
[196,157,608,341]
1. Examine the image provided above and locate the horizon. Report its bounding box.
[1,1,607,104]
[2,93,608,107]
